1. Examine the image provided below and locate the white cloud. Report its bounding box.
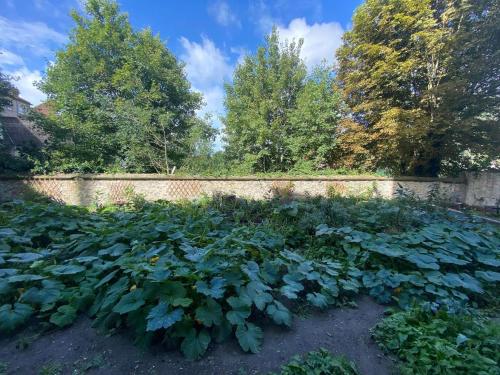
[277,18,344,69]
[208,0,240,27]
[199,86,226,117]
[250,0,278,34]
[230,46,249,66]
[180,36,233,90]
[0,49,24,66]
[0,48,46,105]
[179,35,234,149]
[0,16,66,56]
[7,67,45,105]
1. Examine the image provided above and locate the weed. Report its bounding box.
[39,362,62,375]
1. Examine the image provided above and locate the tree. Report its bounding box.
[223,28,307,172]
[288,66,343,168]
[223,29,343,172]
[435,0,500,174]
[37,0,202,173]
[336,0,499,176]
[0,70,13,110]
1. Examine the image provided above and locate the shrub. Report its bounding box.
[373,308,500,375]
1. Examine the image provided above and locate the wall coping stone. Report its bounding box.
[0,173,465,183]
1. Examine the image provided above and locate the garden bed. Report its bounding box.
[0,296,392,374]
[0,195,498,374]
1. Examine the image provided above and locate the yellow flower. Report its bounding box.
[130,284,137,291]
[150,256,160,264]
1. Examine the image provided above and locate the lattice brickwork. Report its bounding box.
[29,179,65,203]
[165,180,202,200]
[108,181,134,205]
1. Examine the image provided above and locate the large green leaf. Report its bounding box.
[98,243,129,257]
[50,305,77,327]
[146,301,183,331]
[8,252,44,263]
[475,270,500,282]
[20,285,62,309]
[195,277,226,299]
[307,292,328,308]
[180,329,211,359]
[405,253,439,270]
[266,301,291,326]
[195,299,223,327]
[113,289,145,314]
[49,264,86,276]
[0,303,34,332]
[226,296,251,325]
[236,322,263,353]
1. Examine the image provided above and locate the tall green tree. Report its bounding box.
[336,0,499,176]
[288,66,343,168]
[223,28,307,172]
[37,0,202,173]
[224,29,343,172]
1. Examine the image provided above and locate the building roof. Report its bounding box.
[7,88,31,105]
[10,94,31,105]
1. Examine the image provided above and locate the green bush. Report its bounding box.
[373,308,500,375]
[271,349,358,375]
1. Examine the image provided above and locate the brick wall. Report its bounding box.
[4,173,494,207]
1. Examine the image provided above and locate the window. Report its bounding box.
[17,103,26,114]
[5,100,13,111]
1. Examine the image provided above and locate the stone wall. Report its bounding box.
[3,173,492,207]
[464,172,500,207]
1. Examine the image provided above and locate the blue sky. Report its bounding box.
[0,0,362,125]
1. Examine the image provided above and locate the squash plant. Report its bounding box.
[0,198,499,360]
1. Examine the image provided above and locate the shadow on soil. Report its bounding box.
[0,296,395,375]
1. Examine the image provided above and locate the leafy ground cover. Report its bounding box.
[373,307,500,374]
[271,349,358,375]
[0,195,499,370]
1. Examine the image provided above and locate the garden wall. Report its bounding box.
[2,172,497,207]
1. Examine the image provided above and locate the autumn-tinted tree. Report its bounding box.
[336,0,499,176]
[37,0,203,173]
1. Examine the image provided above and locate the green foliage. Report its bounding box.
[373,308,500,375]
[336,0,500,176]
[271,349,358,375]
[0,69,13,111]
[223,28,343,172]
[288,66,344,168]
[0,303,34,332]
[34,0,204,173]
[0,196,498,362]
[0,200,344,359]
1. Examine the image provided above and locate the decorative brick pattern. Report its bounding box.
[165,180,202,200]
[29,178,65,203]
[1,173,496,208]
[108,181,134,205]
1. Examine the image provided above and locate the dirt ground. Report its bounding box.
[0,296,396,375]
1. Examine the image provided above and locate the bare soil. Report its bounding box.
[0,296,395,375]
